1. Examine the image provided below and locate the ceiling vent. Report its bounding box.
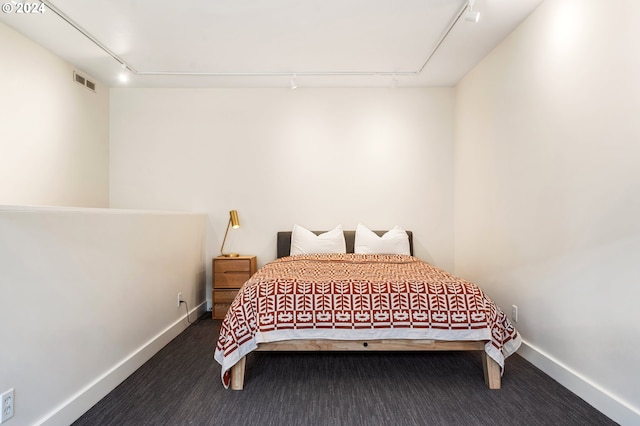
[73,71,96,92]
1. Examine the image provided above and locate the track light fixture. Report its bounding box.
[465,0,480,23]
[118,63,129,83]
[290,74,297,90]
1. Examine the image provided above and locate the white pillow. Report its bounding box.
[354,224,411,255]
[290,224,346,255]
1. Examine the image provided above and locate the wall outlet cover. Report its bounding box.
[1,388,14,424]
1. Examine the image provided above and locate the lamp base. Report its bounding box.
[221,253,240,257]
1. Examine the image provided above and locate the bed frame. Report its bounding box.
[229,230,501,390]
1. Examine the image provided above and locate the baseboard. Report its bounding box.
[37,301,208,426]
[518,340,639,425]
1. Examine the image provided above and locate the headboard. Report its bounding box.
[277,230,413,258]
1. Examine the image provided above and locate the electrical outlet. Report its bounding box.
[177,292,183,307]
[1,388,14,424]
[511,305,518,323]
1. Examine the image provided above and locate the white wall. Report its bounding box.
[109,87,455,304]
[0,22,109,207]
[454,0,640,424]
[0,206,206,426]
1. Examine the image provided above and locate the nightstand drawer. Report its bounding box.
[212,289,240,319]
[214,271,250,288]
[214,289,239,304]
[215,258,252,273]
[213,303,233,319]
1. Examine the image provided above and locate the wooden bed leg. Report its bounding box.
[482,352,501,389]
[231,356,246,390]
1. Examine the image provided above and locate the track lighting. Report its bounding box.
[465,0,480,23]
[47,0,479,85]
[118,63,129,83]
[466,10,480,23]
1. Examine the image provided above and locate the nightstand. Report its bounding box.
[212,255,257,319]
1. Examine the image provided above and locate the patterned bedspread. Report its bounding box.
[214,254,521,388]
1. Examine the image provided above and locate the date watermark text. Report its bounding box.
[2,2,46,14]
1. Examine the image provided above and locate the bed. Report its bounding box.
[214,229,521,390]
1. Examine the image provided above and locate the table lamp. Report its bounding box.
[220,209,240,257]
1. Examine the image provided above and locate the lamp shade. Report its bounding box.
[230,210,240,228]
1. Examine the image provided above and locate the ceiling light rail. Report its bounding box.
[133,71,418,77]
[43,0,478,83]
[418,0,473,74]
[41,0,135,72]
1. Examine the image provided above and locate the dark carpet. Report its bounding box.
[73,315,617,426]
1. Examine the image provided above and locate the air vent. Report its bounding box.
[73,71,96,92]
[74,72,85,85]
